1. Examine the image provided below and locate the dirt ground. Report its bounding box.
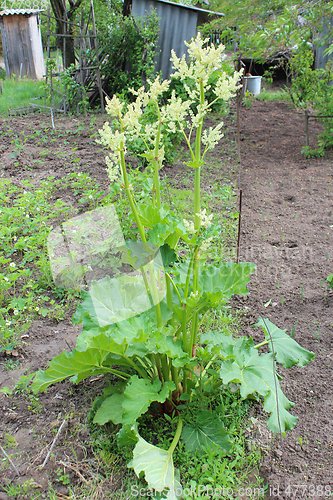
[233,100,333,498]
[0,98,332,499]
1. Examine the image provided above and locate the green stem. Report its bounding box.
[184,252,195,300]
[197,355,217,380]
[171,365,179,396]
[123,356,149,379]
[194,167,201,230]
[166,272,173,309]
[152,104,162,209]
[154,354,163,381]
[254,340,269,349]
[168,417,183,456]
[107,369,131,380]
[181,304,188,353]
[189,310,199,358]
[160,354,170,382]
[119,148,146,244]
[166,273,182,305]
[147,260,162,327]
[194,79,205,231]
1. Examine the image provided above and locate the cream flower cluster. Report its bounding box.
[171,34,224,85]
[200,236,213,253]
[170,33,242,103]
[99,34,242,183]
[183,209,214,234]
[197,209,214,227]
[132,77,170,105]
[202,123,224,151]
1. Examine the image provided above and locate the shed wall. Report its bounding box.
[132,0,198,80]
[0,13,44,80]
[315,17,333,70]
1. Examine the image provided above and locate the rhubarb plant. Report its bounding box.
[32,35,315,498]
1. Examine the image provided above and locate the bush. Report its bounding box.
[97,10,160,98]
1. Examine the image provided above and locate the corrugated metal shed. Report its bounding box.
[315,17,333,70]
[0,9,42,15]
[0,9,45,80]
[132,0,223,80]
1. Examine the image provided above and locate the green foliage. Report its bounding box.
[287,45,317,107]
[312,63,333,151]
[61,64,89,115]
[97,10,160,98]
[0,166,115,351]
[0,78,42,115]
[207,0,333,62]
[287,45,333,154]
[326,274,333,290]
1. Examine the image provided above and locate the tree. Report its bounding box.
[205,0,333,64]
[50,0,84,68]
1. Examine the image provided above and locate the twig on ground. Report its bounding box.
[0,443,20,476]
[58,460,91,485]
[41,418,67,469]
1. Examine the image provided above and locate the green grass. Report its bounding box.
[256,87,291,103]
[0,77,63,115]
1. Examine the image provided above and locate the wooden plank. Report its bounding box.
[90,0,104,113]
[0,17,10,78]
[8,105,40,116]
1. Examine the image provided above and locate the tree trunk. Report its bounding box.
[50,0,83,68]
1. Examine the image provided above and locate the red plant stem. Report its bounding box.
[236,189,243,264]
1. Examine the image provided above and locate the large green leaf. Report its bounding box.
[200,331,253,359]
[200,261,256,298]
[255,317,315,368]
[122,376,175,424]
[117,425,139,447]
[93,393,124,425]
[85,275,153,326]
[92,375,175,431]
[31,333,131,393]
[111,314,152,345]
[220,347,298,433]
[130,435,181,499]
[137,204,170,228]
[145,329,190,368]
[181,411,231,455]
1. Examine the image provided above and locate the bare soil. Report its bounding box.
[0,99,332,499]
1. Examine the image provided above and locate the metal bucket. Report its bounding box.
[244,76,262,95]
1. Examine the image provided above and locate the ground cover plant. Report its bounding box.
[0,77,63,116]
[29,36,316,498]
[0,165,117,353]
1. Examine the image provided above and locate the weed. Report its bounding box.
[1,358,19,371]
[290,320,298,339]
[326,274,333,290]
[0,170,113,350]
[307,322,321,342]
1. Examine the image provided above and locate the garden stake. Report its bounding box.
[262,318,287,500]
[41,418,66,469]
[236,189,243,264]
[0,443,20,476]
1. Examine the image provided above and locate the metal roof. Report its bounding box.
[149,0,224,17]
[0,9,42,16]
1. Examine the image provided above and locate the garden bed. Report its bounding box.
[0,98,332,499]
